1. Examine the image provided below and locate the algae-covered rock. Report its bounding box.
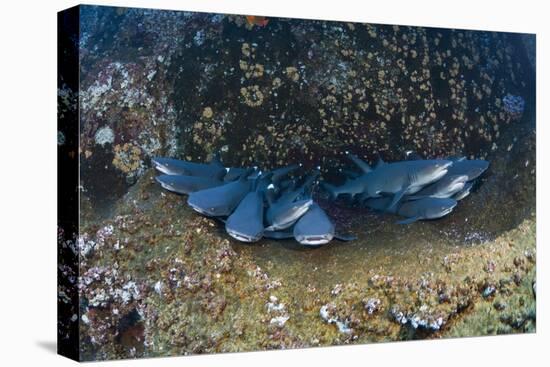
[74,6,536,361]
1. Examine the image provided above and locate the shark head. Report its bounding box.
[267,199,313,231]
[435,174,469,197]
[226,228,263,243]
[294,233,334,246]
[187,201,214,216]
[423,198,457,219]
[152,157,186,175]
[187,193,232,217]
[466,160,490,180]
[292,203,335,246]
[155,175,180,192]
[454,181,474,201]
[414,160,453,186]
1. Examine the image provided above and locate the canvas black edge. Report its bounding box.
[57,4,81,362]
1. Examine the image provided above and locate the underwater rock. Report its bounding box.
[94,126,115,146]
[320,303,352,335]
[502,94,525,119]
[270,316,290,328]
[363,298,382,314]
[389,305,445,331]
[73,7,536,360]
[482,285,497,298]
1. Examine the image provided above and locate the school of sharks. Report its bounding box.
[153,152,489,246]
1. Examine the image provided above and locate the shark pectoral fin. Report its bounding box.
[387,188,406,211]
[396,216,420,225]
[334,232,357,242]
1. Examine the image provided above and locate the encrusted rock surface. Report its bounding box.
[62,6,537,361]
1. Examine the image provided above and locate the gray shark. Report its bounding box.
[293,203,335,245]
[223,167,248,182]
[265,185,278,206]
[270,163,302,184]
[264,171,320,231]
[406,174,468,200]
[275,170,320,204]
[453,181,474,201]
[264,226,356,243]
[322,153,372,199]
[405,152,488,181]
[155,174,224,195]
[258,165,301,198]
[364,196,400,213]
[364,196,457,224]
[187,168,254,217]
[224,172,273,242]
[276,178,297,194]
[363,160,453,203]
[445,159,489,181]
[324,159,453,210]
[404,151,423,161]
[263,228,295,240]
[338,168,361,179]
[345,151,372,173]
[265,199,313,231]
[152,155,225,178]
[396,197,458,224]
[322,178,367,200]
[225,190,264,242]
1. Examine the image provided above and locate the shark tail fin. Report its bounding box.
[321,182,339,200]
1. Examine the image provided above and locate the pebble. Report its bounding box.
[482,285,496,298]
[363,298,381,314]
[270,316,290,327]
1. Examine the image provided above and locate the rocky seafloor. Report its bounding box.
[57,5,535,361]
[75,140,535,360]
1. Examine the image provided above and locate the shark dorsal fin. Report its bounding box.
[375,152,386,168]
[254,171,274,192]
[210,152,224,167]
[265,185,276,205]
[405,151,423,161]
[345,151,372,173]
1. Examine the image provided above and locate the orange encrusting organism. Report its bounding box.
[245,16,269,27]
